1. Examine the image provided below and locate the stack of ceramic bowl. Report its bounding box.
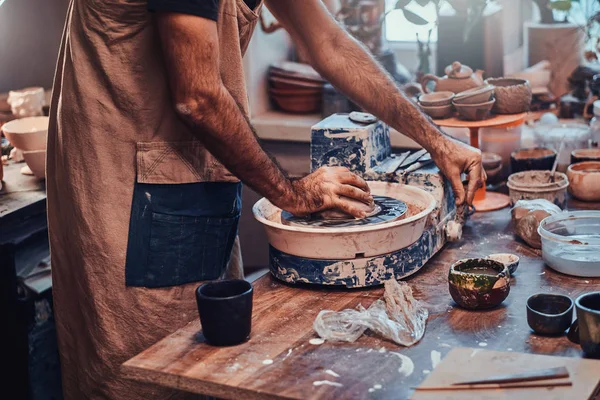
[417,91,454,119]
[1,116,49,179]
[268,61,325,114]
[452,85,495,121]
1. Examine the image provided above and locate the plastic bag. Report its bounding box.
[313,280,428,346]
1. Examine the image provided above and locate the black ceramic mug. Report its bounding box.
[568,292,600,358]
[526,293,573,336]
[196,279,253,346]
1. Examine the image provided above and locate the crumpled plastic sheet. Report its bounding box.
[313,280,428,346]
[512,199,562,216]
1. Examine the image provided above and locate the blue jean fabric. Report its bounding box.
[125,181,242,288]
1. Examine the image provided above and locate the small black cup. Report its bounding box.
[526,293,573,336]
[569,292,600,358]
[196,279,253,346]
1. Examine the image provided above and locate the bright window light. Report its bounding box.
[385,1,438,43]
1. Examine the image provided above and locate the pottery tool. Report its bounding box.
[414,380,573,391]
[254,113,462,288]
[413,347,600,400]
[452,366,569,386]
[398,149,429,170]
[550,136,566,183]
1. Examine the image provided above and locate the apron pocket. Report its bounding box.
[125,181,241,288]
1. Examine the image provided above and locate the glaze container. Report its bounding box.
[487,253,520,274]
[510,148,557,173]
[567,161,600,202]
[448,258,510,310]
[507,170,569,208]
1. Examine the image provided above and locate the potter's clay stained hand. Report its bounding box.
[282,166,373,219]
[431,138,486,206]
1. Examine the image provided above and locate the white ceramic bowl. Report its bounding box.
[1,116,48,151]
[253,181,436,259]
[22,150,46,179]
[538,211,600,277]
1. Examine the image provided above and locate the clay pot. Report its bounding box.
[571,148,600,164]
[454,99,495,121]
[510,147,557,173]
[567,161,600,202]
[482,152,503,184]
[419,103,453,119]
[448,258,511,310]
[1,116,48,151]
[507,170,569,208]
[421,61,485,94]
[485,78,532,114]
[454,85,494,105]
[418,91,454,107]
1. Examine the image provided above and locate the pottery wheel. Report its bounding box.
[281,196,408,228]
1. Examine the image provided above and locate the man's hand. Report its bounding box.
[277,167,373,218]
[430,138,486,206]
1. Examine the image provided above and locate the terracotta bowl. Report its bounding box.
[1,116,48,151]
[485,78,532,114]
[418,91,454,107]
[510,147,557,173]
[453,99,495,121]
[507,170,569,208]
[448,258,511,310]
[487,253,520,274]
[571,148,600,164]
[482,152,503,184]
[271,93,321,114]
[453,85,494,105]
[419,103,453,119]
[22,150,46,179]
[567,161,600,202]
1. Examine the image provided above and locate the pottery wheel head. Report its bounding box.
[281,196,408,228]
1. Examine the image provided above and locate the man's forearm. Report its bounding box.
[309,29,447,156]
[178,86,293,207]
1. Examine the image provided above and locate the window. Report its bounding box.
[385,0,438,43]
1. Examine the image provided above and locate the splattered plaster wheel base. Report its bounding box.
[281,196,408,228]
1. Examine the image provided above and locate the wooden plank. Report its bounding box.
[122,199,600,399]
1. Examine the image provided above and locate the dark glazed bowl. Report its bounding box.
[571,148,600,164]
[511,147,557,173]
[527,293,573,336]
[486,78,532,114]
[448,258,510,310]
[196,279,253,346]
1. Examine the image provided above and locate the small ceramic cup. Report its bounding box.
[196,279,253,346]
[448,258,510,310]
[568,292,600,358]
[487,253,520,274]
[526,294,573,336]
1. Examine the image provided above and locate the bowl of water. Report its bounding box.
[538,211,600,277]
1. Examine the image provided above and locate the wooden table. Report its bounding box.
[123,199,600,400]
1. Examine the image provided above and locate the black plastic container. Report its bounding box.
[196,279,253,346]
[526,293,573,336]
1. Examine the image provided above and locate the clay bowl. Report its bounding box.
[567,161,600,202]
[269,87,322,96]
[485,78,532,114]
[419,103,453,119]
[1,116,48,151]
[448,258,510,310]
[418,91,454,107]
[22,150,46,180]
[527,293,574,336]
[453,85,494,105]
[482,152,503,184]
[510,147,557,173]
[271,93,321,114]
[269,76,323,90]
[487,253,520,274]
[453,99,495,121]
[571,148,600,164]
[507,170,569,208]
